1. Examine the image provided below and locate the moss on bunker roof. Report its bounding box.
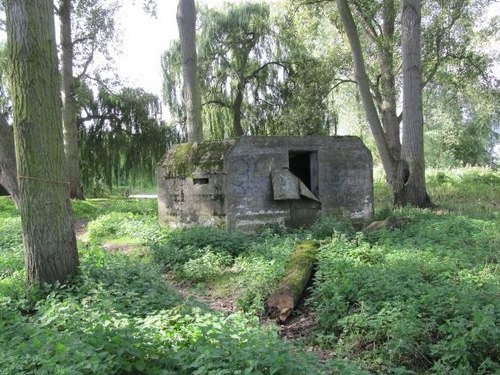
[160,140,236,177]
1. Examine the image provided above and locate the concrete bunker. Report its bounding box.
[157,136,374,232]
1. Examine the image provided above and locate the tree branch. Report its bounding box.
[245,61,288,82]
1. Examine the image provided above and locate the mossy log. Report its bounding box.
[266,240,320,323]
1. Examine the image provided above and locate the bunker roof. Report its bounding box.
[159,140,236,178]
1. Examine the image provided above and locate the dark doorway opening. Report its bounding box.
[288,151,319,197]
[0,184,8,196]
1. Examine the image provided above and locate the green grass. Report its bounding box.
[1,166,498,374]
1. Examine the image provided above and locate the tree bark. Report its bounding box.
[400,0,431,207]
[232,81,245,137]
[177,0,203,143]
[336,0,431,208]
[0,114,20,206]
[266,241,319,323]
[378,0,400,160]
[60,0,84,199]
[6,0,79,286]
[335,0,396,180]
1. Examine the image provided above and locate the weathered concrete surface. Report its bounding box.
[224,136,373,231]
[157,136,373,231]
[156,141,234,227]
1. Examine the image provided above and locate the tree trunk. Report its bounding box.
[0,114,20,206]
[378,0,401,160]
[6,0,79,286]
[335,0,397,180]
[60,0,84,199]
[336,0,431,208]
[266,241,319,323]
[177,0,203,143]
[400,0,431,207]
[232,81,245,137]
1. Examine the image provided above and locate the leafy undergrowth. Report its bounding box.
[149,226,301,315]
[1,167,498,374]
[314,167,500,374]
[0,197,328,375]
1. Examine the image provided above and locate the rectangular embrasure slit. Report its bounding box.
[193,177,209,185]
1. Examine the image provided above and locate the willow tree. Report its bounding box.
[163,2,289,138]
[200,2,279,136]
[79,86,180,192]
[6,0,79,285]
[177,0,203,142]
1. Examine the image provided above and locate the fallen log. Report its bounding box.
[266,240,320,323]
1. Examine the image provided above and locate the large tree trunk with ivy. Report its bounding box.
[336,0,431,207]
[60,0,84,199]
[0,114,19,206]
[6,0,79,286]
[177,0,203,142]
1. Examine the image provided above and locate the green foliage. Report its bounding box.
[150,226,300,314]
[162,1,342,138]
[79,86,181,194]
[424,84,499,168]
[0,196,17,219]
[0,203,325,374]
[179,249,233,282]
[86,211,158,244]
[2,168,498,374]
[310,169,500,374]
[151,226,252,269]
[232,235,298,314]
[0,209,24,299]
[309,214,356,240]
[374,167,500,220]
[72,197,157,221]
